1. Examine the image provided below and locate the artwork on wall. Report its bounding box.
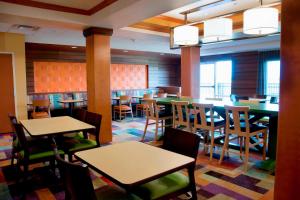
[34,61,87,93]
[34,62,148,93]
[110,64,148,90]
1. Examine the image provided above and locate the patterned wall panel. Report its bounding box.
[34,62,87,93]
[34,62,148,93]
[110,64,147,90]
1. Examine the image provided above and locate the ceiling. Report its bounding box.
[32,0,104,10]
[0,0,281,55]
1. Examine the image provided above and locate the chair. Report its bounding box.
[171,101,193,131]
[63,111,101,162]
[132,127,200,200]
[8,114,18,166]
[270,96,278,104]
[219,105,268,171]
[13,123,64,179]
[157,93,167,98]
[31,99,51,119]
[55,152,139,200]
[142,99,172,141]
[63,108,87,139]
[192,103,225,161]
[136,93,153,116]
[113,95,133,120]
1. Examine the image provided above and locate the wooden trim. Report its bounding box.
[0,0,118,15]
[83,27,113,37]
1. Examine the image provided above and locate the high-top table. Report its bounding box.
[156,97,279,170]
[75,141,196,195]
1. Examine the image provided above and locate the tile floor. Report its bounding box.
[0,117,274,199]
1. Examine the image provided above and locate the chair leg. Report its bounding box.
[142,119,149,141]
[113,110,116,120]
[244,136,250,171]
[131,110,134,120]
[68,154,73,162]
[262,130,267,160]
[11,148,15,166]
[161,120,164,134]
[209,131,214,161]
[219,132,229,164]
[155,120,159,141]
[239,137,244,160]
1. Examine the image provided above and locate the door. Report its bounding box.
[0,54,15,133]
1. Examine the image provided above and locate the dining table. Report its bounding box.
[75,141,196,195]
[58,99,85,115]
[20,116,95,139]
[156,97,279,171]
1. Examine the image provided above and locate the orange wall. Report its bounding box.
[34,61,87,93]
[110,64,147,90]
[34,62,147,93]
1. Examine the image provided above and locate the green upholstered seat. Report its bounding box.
[19,149,64,161]
[132,172,189,200]
[95,186,142,200]
[66,138,97,152]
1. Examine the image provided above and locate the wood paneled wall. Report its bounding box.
[25,43,181,93]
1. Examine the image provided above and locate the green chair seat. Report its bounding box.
[19,149,64,160]
[64,132,85,140]
[132,172,189,199]
[95,186,142,200]
[67,138,97,152]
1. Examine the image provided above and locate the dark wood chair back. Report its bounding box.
[55,153,97,200]
[84,111,102,146]
[163,127,200,168]
[73,108,87,122]
[13,123,29,160]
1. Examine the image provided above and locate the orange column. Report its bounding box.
[83,27,113,144]
[274,0,300,199]
[180,46,200,98]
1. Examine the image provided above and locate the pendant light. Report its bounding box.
[243,0,279,35]
[173,14,199,46]
[203,18,233,42]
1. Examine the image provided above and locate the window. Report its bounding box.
[200,60,232,98]
[266,60,280,97]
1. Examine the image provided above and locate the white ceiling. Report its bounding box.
[164,0,279,22]
[33,0,103,10]
[0,0,280,55]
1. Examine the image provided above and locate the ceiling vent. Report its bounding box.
[9,24,40,35]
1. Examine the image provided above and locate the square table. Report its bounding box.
[75,141,195,192]
[58,99,85,115]
[20,116,95,137]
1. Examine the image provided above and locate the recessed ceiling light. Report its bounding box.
[71,46,77,49]
[123,50,129,53]
[160,53,165,55]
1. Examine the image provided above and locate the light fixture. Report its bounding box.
[203,18,233,42]
[71,46,77,49]
[173,14,199,46]
[243,0,279,35]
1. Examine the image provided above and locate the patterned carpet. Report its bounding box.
[0,117,274,200]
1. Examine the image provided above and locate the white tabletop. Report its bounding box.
[58,99,84,103]
[75,141,194,186]
[20,116,95,137]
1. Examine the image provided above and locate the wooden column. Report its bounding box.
[274,1,300,199]
[83,27,113,144]
[181,46,200,98]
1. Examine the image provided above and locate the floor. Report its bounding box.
[0,117,274,200]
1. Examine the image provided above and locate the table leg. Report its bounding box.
[255,115,278,171]
[188,166,197,200]
[69,102,74,116]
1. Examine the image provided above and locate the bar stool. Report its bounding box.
[219,105,268,171]
[192,103,225,161]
